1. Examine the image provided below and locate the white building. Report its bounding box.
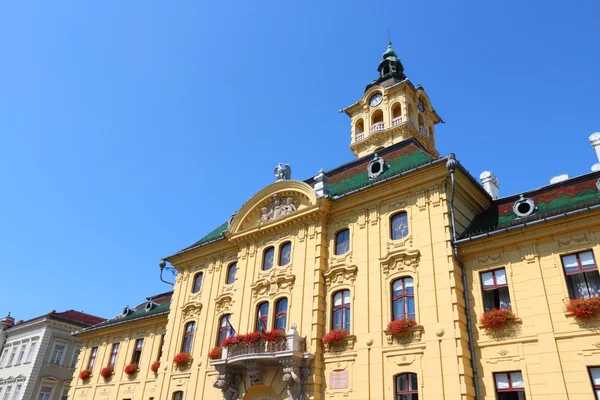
[0,310,104,400]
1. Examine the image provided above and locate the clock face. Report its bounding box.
[417,99,425,112]
[369,93,383,107]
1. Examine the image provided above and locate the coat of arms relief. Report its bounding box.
[259,194,300,223]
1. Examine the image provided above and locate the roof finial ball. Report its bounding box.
[159,258,166,270]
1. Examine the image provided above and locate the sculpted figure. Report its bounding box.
[259,207,271,223]
[282,366,302,400]
[274,163,292,181]
[271,194,285,220]
[213,373,239,400]
[282,197,297,216]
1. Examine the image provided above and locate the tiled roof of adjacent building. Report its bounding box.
[176,138,437,255]
[10,310,106,330]
[74,292,173,335]
[461,171,600,239]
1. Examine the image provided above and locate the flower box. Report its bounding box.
[173,352,192,367]
[221,336,240,348]
[264,329,286,343]
[387,318,417,335]
[100,366,113,379]
[479,308,515,329]
[240,332,266,344]
[208,347,222,360]
[566,297,600,319]
[321,329,349,346]
[79,369,92,381]
[124,362,138,376]
[150,360,160,374]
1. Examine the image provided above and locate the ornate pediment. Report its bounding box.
[380,247,420,277]
[215,293,234,313]
[251,270,296,299]
[323,264,358,288]
[181,302,202,320]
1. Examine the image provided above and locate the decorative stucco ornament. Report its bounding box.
[259,194,300,223]
[274,162,292,181]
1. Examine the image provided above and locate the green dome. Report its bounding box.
[382,41,397,60]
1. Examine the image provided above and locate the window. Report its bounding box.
[109,343,120,367]
[71,347,81,368]
[263,247,275,271]
[494,371,526,399]
[335,229,350,255]
[12,385,21,400]
[26,341,37,363]
[394,373,418,399]
[157,335,165,361]
[390,212,409,240]
[49,342,66,365]
[88,347,98,370]
[15,345,25,365]
[38,386,53,400]
[562,251,600,299]
[392,277,415,320]
[279,242,292,266]
[481,268,511,312]
[275,298,288,330]
[2,386,11,400]
[132,339,144,364]
[218,315,233,347]
[589,367,600,399]
[7,347,17,366]
[226,263,237,285]
[256,302,269,333]
[192,272,203,293]
[332,290,351,331]
[173,391,184,400]
[0,348,8,366]
[181,322,195,353]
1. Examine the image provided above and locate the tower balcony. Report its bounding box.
[210,324,313,399]
[371,122,385,133]
[418,126,428,136]
[392,116,403,127]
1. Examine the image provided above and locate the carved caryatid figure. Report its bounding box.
[258,194,300,223]
[282,366,301,399]
[213,372,240,400]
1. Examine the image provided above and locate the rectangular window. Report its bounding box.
[49,343,66,365]
[481,268,511,312]
[88,347,98,370]
[589,367,600,399]
[109,343,120,367]
[26,341,37,363]
[15,345,26,365]
[157,335,165,361]
[38,386,52,400]
[0,348,8,367]
[495,371,526,399]
[2,386,11,400]
[71,347,81,368]
[6,347,17,367]
[132,339,144,364]
[562,251,600,298]
[11,385,21,400]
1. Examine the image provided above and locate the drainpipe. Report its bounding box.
[446,154,481,400]
[159,259,175,287]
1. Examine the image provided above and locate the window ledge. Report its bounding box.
[323,334,356,353]
[384,325,423,345]
[477,317,522,329]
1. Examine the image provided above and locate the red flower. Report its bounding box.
[173,352,192,366]
[241,332,265,344]
[208,347,222,360]
[479,308,515,329]
[264,329,286,342]
[321,329,349,345]
[221,336,240,348]
[124,362,138,376]
[150,360,160,374]
[566,297,600,319]
[387,318,417,335]
[79,369,92,381]
[100,366,113,379]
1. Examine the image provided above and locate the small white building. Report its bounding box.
[0,310,104,400]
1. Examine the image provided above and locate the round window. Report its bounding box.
[513,195,535,218]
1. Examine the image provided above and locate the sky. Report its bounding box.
[1,1,599,322]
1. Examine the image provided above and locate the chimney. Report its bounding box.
[0,314,15,351]
[589,132,600,172]
[550,174,569,184]
[479,171,500,200]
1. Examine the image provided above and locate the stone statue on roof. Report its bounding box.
[274,162,292,181]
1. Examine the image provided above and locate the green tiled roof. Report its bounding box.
[462,172,600,237]
[176,139,436,255]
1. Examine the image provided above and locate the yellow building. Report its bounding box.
[69,292,171,400]
[69,42,600,399]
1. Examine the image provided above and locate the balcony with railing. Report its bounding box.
[418,126,428,136]
[392,116,403,127]
[355,132,364,142]
[371,122,385,132]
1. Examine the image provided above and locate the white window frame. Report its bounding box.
[6,347,17,367]
[70,346,81,369]
[48,340,68,366]
[0,346,10,367]
[25,340,38,363]
[2,385,12,400]
[11,384,21,400]
[37,385,54,400]
[14,344,26,366]
[59,386,69,400]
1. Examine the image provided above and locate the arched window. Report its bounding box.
[395,373,418,399]
[226,263,237,285]
[371,109,384,132]
[173,391,184,400]
[335,229,350,255]
[256,302,269,332]
[274,298,288,330]
[417,114,425,135]
[390,212,409,240]
[428,126,433,138]
[407,104,414,123]
[355,119,364,140]
[263,247,275,271]
[392,103,402,126]
[181,322,195,353]
[217,314,232,347]
[192,272,203,293]
[392,277,415,320]
[279,242,292,266]
[332,290,351,331]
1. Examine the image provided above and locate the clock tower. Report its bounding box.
[341,41,443,158]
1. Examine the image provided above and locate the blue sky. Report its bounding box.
[1,1,599,321]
